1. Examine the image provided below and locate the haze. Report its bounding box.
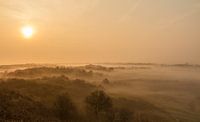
[0,0,200,64]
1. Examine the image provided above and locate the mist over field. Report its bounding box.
[0,63,200,121]
[1,0,200,121]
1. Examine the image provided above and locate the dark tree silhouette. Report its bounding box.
[85,90,113,122]
[54,93,78,121]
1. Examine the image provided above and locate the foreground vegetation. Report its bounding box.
[0,76,175,122]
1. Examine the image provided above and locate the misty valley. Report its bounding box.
[0,63,200,122]
[1,0,200,121]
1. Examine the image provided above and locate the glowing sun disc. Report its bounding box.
[21,26,34,39]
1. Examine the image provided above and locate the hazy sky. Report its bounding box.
[0,0,200,64]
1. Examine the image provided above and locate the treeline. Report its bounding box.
[83,64,114,72]
[4,66,103,78]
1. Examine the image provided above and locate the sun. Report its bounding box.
[21,25,34,39]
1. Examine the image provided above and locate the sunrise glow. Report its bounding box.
[21,26,34,39]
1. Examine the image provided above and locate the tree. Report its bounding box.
[0,88,48,121]
[54,93,78,121]
[102,78,110,84]
[85,90,113,122]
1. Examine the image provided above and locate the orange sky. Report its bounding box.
[0,0,200,64]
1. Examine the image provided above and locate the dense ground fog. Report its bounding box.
[0,63,200,122]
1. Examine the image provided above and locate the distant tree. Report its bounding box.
[85,90,113,122]
[102,78,110,84]
[54,93,78,121]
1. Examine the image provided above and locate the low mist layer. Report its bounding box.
[0,63,200,121]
